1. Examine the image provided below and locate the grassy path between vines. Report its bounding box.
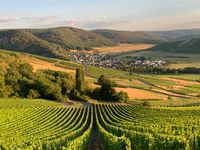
[88,129,105,150]
[88,107,105,150]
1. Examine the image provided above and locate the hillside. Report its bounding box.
[149,38,200,53]
[150,28,200,41]
[30,27,116,49]
[93,29,166,44]
[0,27,116,58]
[0,30,64,57]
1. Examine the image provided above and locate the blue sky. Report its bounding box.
[0,0,200,31]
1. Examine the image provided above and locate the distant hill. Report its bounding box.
[30,27,116,49]
[1,27,200,58]
[0,30,63,57]
[0,27,116,58]
[150,29,200,41]
[149,38,200,53]
[93,29,166,44]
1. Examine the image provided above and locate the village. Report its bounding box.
[69,51,167,70]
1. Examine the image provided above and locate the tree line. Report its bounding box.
[129,66,200,74]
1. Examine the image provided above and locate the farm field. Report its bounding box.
[93,44,154,54]
[113,50,200,62]
[170,62,200,69]
[21,53,200,101]
[1,50,199,102]
[1,99,200,149]
[21,56,76,73]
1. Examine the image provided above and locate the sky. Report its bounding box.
[0,0,200,31]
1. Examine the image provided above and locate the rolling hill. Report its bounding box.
[0,27,116,58]
[29,27,116,49]
[150,28,200,41]
[93,29,166,44]
[1,27,200,58]
[149,38,200,53]
[0,30,63,57]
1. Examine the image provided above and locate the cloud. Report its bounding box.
[78,20,129,29]
[0,16,20,23]
[24,16,58,23]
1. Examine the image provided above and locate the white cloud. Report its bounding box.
[0,16,20,23]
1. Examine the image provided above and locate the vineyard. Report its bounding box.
[0,100,200,149]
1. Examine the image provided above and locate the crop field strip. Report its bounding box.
[96,104,200,149]
[0,105,93,149]
[1,99,200,149]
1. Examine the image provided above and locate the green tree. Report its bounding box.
[0,76,7,97]
[75,68,85,92]
[116,91,129,103]
[61,78,74,94]
[98,75,107,85]
[27,89,40,99]
[93,75,118,101]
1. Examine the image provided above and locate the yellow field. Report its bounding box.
[21,56,75,73]
[170,62,200,69]
[116,87,168,100]
[164,77,200,86]
[93,44,154,54]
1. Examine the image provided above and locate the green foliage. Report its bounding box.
[92,75,129,102]
[0,101,200,149]
[0,102,92,149]
[94,105,131,150]
[93,29,165,44]
[0,99,62,108]
[98,75,117,87]
[142,101,151,107]
[0,27,117,58]
[116,91,129,103]
[0,54,74,101]
[0,30,64,58]
[150,38,200,53]
[32,27,116,49]
[0,76,7,97]
[76,68,85,92]
[27,89,40,99]
[70,89,82,101]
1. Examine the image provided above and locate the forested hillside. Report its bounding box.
[93,29,166,44]
[30,27,116,49]
[0,30,64,57]
[150,28,200,41]
[149,38,200,53]
[0,27,117,58]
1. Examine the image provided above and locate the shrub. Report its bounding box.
[27,89,40,99]
[69,89,81,101]
[116,91,129,103]
[143,101,151,107]
[92,75,128,103]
